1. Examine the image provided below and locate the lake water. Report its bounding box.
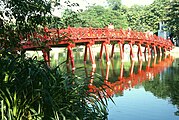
[73,51,179,120]
[27,48,179,120]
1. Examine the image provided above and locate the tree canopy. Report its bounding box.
[76,0,178,38]
[79,5,128,28]
[166,0,179,37]
[0,0,178,47]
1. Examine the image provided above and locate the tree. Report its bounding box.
[0,0,54,50]
[61,9,85,28]
[107,0,122,10]
[126,5,146,31]
[166,0,179,38]
[79,5,128,28]
[126,0,170,33]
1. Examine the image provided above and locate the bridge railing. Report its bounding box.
[16,26,174,50]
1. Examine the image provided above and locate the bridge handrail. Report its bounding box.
[1,26,172,50]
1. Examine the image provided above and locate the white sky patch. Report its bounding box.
[121,0,154,7]
[52,0,154,17]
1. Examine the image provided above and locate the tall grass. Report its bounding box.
[0,51,109,120]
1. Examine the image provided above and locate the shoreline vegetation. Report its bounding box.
[0,50,111,119]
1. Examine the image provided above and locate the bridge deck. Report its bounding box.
[21,27,173,50]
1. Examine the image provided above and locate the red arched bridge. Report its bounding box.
[21,27,174,70]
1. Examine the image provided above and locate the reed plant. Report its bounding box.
[0,51,109,120]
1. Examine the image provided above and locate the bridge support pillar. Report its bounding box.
[111,44,115,58]
[138,60,143,73]
[105,64,110,81]
[164,48,167,54]
[99,43,103,60]
[146,56,151,73]
[118,42,124,62]
[119,62,124,80]
[84,44,96,68]
[99,42,110,65]
[152,55,157,67]
[104,43,110,65]
[137,43,143,60]
[84,45,88,63]
[158,54,162,63]
[42,48,51,66]
[158,47,162,56]
[130,60,135,76]
[129,43,135,61]
[67,45,75,71]
[146,45,151,58]
[153,45,157,57]
[89,67,96,86]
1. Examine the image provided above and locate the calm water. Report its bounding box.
[39,48,179,120]
[74,51,178,120]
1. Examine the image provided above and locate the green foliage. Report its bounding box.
[0,51,109,119]
[79,5,128,28]
[126,0,170,32]
[0,0,53,50]
[2,0,52,30]
[61,9,85,28]
[166,0,179,37]
[107,0,122,10]
[126,5,146,31]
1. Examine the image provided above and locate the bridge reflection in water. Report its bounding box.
[87,54,174,98]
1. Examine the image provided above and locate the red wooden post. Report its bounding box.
[158,47,162,56]
[144,46,147,53]
[147,45,151,58]
[118,42,124,62]
[84,44,88,64]
[158,54,162,63]
[99,43,103,59]
[138,60,143,73]
[152,55,157,67]
[42,48,50,66]
[105,64,110,81]
[122,44,125,54]
[130,60,135,76]
[111,44,115,58]
[164,48,167,54]
[129,42,134,61]
[153,45,157,57]
[67,45,75,71]
[104,42,110,65]
[88,44,96,68]
[83,43,96,68]
[89,67,96,85]
[119,62,124,80]
[66,48,70,65]
[138,43,143,60]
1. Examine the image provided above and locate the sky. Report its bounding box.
[121,0,154,7]
[52,0,154,17]
[68,0,155,7]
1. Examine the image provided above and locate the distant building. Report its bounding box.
[158,21,169,39]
